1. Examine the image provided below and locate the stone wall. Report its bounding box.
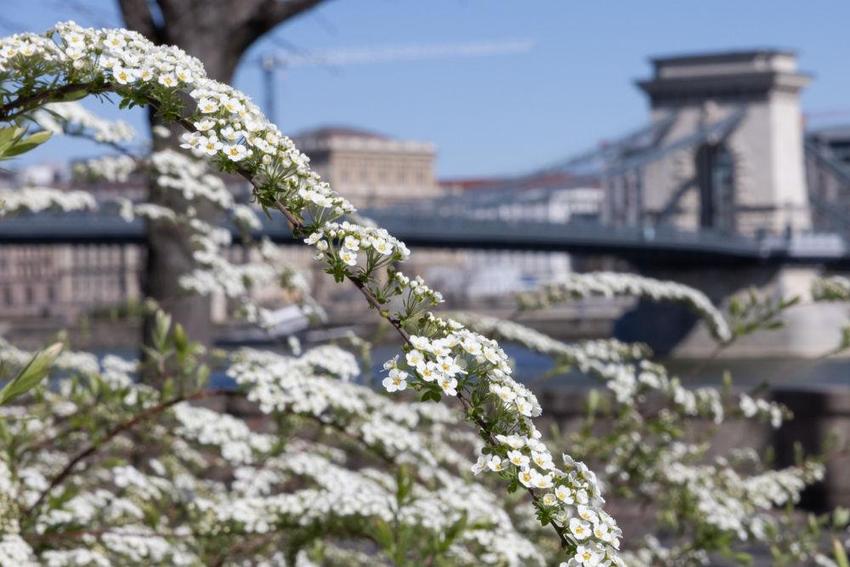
[540,385,850,512]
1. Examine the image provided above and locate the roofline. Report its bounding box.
[648,48,798,66]
[291,124,390,140]
[636,70,812,99]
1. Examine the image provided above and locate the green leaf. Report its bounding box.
[161,377,175,400]
[0,342,63,405]
[586,389,600,416]
[439,512,468,551]
[56,89,89,102]
[371,519,394,550]
[196,364,210,389]
[395,465,413,505]
[3,130,52,158]
[0,126,24,154]
[152,310,172,350]
[834,538,850,567]
[728,297,742,317]
[172,322,188,354]
[420,390,441,403]
[833,507,850,529]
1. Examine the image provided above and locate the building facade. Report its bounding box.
[0,126,446,324]
[293,126,442,208]
[635,50,811,235]
[0,243,142,322]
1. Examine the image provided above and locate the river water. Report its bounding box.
[90,340,850,392]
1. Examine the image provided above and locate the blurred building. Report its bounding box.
[0,244,142,320]
[611,49,812,235]
[15,163,66,186]
[440,174,603,223]
[419,176,605,301]
[292,126,442,207]
[0,159,144,323]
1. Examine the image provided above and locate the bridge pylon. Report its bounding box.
[630,50,812,236]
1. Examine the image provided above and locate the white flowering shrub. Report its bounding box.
[517,273,733,343]
[479,277,850,565]
[0,21,623,565]
[813,276,850,303]
[6,103,314,326]
[0,186,96,216]
[0,20,848,567]
[0,314,553,565]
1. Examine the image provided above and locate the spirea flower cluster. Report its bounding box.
[0,187,96,216]
[518,272,732,342]
[0,335,546,566]
[33,101,135,144]
[304,221,410,269]
[5,20,837,566]
[381,314,624,564]
[0,20,626,558]
[812,275,850,302]
[491,285,828,564]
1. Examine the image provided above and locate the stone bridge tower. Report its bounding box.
[617,51,845,358]
[637,50,811,235]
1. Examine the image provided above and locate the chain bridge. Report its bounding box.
[4,49,850,356]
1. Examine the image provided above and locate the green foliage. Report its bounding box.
[0,342,62,405]
[141,309,210,396]
[835,537,849,567]
[812,276,850,302]
[727,289,799,339]
[0,125,52,160]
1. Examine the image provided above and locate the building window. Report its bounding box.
[696,143,735,232]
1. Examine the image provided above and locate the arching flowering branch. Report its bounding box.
[813,275,850,302]
[0,22,621,563]
[518,272,733,343]
[0,186,96,216]
[0,317,545,566]
[32,100,137,151]
[461,295,835,564]
[453,311,789,426]
[15,98,318,328]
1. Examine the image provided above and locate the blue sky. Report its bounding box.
[5,0,850,177]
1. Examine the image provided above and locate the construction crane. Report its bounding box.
[257,39,534,125]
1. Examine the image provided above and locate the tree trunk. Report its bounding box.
[118,0,326,348]
[142,119,214,346]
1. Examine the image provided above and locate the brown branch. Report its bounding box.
[118,0,165,44]
[455,389,572,549]
[0,82,110,122]
[267,199,569,547]
[210,531,279,567]
[170,104,573,550]
[25,388,233,517]
[1,80,573,550]
[261,0,328,26]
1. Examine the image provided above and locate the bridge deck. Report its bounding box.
[1,210,848,267]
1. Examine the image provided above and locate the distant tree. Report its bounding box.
[117,0,327,345]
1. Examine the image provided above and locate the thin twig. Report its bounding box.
[2,82,573,549]
[0,82,108,121]
[25,388,232,516]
